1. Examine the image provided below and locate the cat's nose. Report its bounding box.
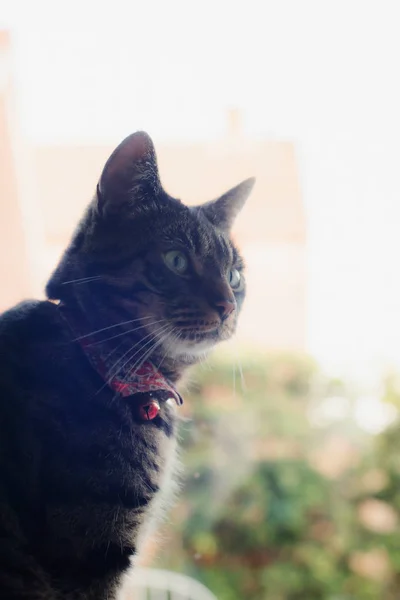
[214,298,236,321]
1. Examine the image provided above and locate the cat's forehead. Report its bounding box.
[158,203,234,264]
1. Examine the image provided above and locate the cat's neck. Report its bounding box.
[57,300,197,385]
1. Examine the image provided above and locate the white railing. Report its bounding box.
[119,567,218,600]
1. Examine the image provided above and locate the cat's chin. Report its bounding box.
[163,336,217,362]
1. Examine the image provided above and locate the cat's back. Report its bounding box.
[0,300,66,393]
[0,299,61,344]
[0,299,64,357]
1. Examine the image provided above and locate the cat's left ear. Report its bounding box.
[200,177,255,232]
[97,131,161,214]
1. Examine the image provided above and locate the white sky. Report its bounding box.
[2,0,400,379]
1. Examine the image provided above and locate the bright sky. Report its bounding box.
[2,0,400,379]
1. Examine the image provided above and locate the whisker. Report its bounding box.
[109,329,171,403]
[155,327,177,372]
[127,328,172,380]
[93,323,170,397]
[233,359,237,401]
[204,356,213,372]
[86,319,165,346]
[103,340,125,364]
[113,323,169,384]
[238,361,247,393]
[73,316,153,341]
[105,323,170,384]
[234,341,247,393]
[61,275,103,286]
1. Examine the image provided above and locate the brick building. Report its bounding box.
[0,32,306,351]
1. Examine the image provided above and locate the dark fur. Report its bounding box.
[0,132,254,599]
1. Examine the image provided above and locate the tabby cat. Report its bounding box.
[0,132,254,599]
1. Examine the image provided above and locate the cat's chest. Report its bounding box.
[42,393,179,552]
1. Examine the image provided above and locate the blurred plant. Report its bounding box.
[151,352,400,599]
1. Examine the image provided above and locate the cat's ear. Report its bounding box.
[201,177,255,232]
[97,131,161,213]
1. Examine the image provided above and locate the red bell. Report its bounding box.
[138,399,160,421]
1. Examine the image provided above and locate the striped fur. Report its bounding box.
[0,132,254,599]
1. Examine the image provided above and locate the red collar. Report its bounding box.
[79,337,183,406]
[58,303,183,417]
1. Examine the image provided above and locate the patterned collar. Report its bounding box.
[57,303,183,417]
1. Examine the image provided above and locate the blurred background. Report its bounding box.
[1,1,400,598]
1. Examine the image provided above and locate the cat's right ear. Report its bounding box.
[96,131,161,215]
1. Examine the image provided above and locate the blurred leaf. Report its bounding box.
[153,352,400,599]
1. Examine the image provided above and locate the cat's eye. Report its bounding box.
[163,250,189,275]
[229,268,244,292]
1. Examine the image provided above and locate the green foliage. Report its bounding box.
[154,353,400,599]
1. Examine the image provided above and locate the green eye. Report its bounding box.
[229,268,244,291]
[163,250,188,275]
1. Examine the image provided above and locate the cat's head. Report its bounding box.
[47,132,254,362]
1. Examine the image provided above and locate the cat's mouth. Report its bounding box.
[173,320,226,342]
[165,333,218,360]
[178,330,220,345]
[163,319,235,360]
[177,325,220,336]
[174,316,236,339]
[172,319,219,331]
